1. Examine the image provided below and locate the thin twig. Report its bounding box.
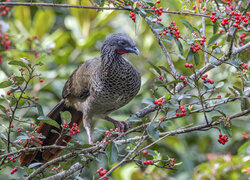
[202,0,210,64]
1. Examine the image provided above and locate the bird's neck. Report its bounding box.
[101,52,126,71]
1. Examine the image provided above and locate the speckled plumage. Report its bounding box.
[19,33,140,166]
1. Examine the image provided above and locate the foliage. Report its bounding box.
[0,0,249,179]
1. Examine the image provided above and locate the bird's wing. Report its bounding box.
[62,57,101,99]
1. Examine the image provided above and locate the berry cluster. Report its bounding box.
[201,74,214,84]
[230,11,249,29]
[210,12,219,23]
[158,22,181,40]
[151,6,163,17]
[97,167,108,180]
[129,11,136,22]
[190,44,200,53]
[185,63,193,68]
[180,75,187,85]
[10,168,18,175]
[239,32,246,46]
[176,106,186,117]
[0,0,10,16]
[218,134,228,145]
[154,96,165,106]
[200,35,206,45]
[64,123,80,136]
[6,156,16,163]
[0,24,11,50]
[143,160,154,165]
[7,73,19,85]
[169,158,175,167]
[240,62,248,70]
[220,18,229,26]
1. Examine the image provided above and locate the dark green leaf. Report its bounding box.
[35,102,44,116]
[159,66,171,74]
[186,49,194,62]
[105,142,118,165]
[194,51,200,65]
[160,121,171,129]
[220,122,232,137]
[208,34,222,46]
[228,58,241,68]
[51,129,60,134]
[146,149,156,156]
[180,19,194,32]
[0,81,12,88]
[165,80,183,86]
[241,98,250,111]
[148,61,161,75]
[141,98,154,105]
[167,111,176,118]
[8,60,27,68]
[37,116,60,129]
[175,39,183,54]
[147,123,159,140]
[0,104,6,113]
[233,86,243,96]
[128,116,142,122]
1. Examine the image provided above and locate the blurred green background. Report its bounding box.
[0,0,249,179]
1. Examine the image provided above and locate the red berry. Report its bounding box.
[12,159,16,163]
[180,75,184,80]
[7,91,11,95]
[158,32,162,35]
[35,97,39,101]
[143,150,148,155]
[202,7,206,11]
[40,79,44,83]
[156,0,161,4]
[184,81,188,85]
[192,5,196,10]
[217,95,221,98]
[212,12,216,16]
[159,76,163,80]
[10,125,14,128]
[185,63,189,68]
[158,18,162,21]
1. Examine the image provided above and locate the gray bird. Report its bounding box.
[19,33,141,166]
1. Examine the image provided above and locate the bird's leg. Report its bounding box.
[104,115,130,132]
[83,119,93,144]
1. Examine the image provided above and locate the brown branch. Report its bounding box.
[0,2,212,18]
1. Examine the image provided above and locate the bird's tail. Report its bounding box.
[18,100,83,166]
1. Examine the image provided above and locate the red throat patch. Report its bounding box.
[116,50,129,54]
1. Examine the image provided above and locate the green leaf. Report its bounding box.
[28,162,42,169]
[37,116,60,129]
[148,61,161,75]
[215,82,224,89]
[8,60,27,68]
[35,102,44,116]
[0,104,6,113]
[162,39,172,45]
[146,149,157,156]
[0,81,12,88]
[180,19,194,32]
[141,98,154,105]
[175,39,183,54]
[208,34,222,46]
[241,98,250,111]
[159,66,171,74]
[228,58,241,68]
[186,49,194,62]
[152,23,165,31]
[50,129,60,134]
[160,121,171,129]
[220,123,232,137]
[128,116,142,122]
[35,54,46,64]
[194,51,200,65]
[238,141,250,155]
[60,111,72,123]
[147,123,159,140]
[105,142,118,165]
[165,80,183,86]
[13,76,24,85]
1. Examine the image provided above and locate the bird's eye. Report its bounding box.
[119,41,126,46]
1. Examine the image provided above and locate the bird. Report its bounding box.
[19,33,141,166]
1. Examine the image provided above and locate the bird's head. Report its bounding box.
[101,33,139,56]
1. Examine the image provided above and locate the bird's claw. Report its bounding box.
[113,120,130,132]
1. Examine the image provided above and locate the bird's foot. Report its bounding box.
[104,116,130,132]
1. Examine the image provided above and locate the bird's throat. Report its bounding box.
[116,50,129,54]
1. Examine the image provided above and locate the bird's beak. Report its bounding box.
[125,46,140,56]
